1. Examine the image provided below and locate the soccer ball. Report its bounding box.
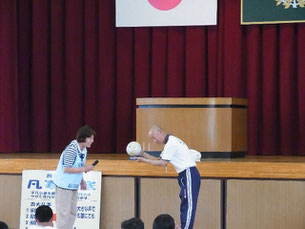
[126,141,142,156]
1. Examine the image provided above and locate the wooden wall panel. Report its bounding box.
[0,174,22,229]
[226,180,305,229]
[140,178,221,229]
[101,177,136,229]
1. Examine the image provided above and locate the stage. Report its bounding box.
[1,154,305,229]
[1,153,305,179]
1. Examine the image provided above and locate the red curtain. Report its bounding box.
[0,0,18,152]
[0,0,305,155]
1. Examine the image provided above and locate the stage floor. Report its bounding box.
[1,153,305,179]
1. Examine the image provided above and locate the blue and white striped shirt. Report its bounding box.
[62,140,87,167]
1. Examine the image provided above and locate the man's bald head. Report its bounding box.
[148,125,167,145]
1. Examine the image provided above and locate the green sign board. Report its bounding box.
[241,0,305,24]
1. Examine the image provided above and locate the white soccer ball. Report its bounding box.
[126,141,142,156]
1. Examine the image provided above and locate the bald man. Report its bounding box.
[136,125,201,229]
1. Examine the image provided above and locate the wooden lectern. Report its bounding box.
[136,97,247,158]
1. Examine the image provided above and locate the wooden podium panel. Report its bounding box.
[0,175,22,229]
[101,177,136,229]
[226,180,305,229]
[136,97,247,158]
[140,178,221,229]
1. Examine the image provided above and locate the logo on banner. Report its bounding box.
[147,0,182,10]
[275,0,305,9]
[26,173,96,191]
[27,173,56,190]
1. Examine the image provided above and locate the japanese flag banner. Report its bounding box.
[116,0,218,27]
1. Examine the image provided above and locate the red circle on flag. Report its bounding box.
[147,0,182,11]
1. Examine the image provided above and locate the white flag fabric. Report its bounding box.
[116,0,218,27]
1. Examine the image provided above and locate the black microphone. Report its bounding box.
[92,160,99,166]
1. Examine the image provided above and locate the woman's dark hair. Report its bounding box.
[76,125,96,143]
[153,214,175,229]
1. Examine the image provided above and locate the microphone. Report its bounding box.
[85,160,99,173]
[91,160,99,166]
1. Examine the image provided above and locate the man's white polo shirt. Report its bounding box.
[160,135,196,173]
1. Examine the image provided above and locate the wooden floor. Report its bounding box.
[1,153,305,179]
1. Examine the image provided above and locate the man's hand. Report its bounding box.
[138,151,145,157]
[135,157,147,163]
